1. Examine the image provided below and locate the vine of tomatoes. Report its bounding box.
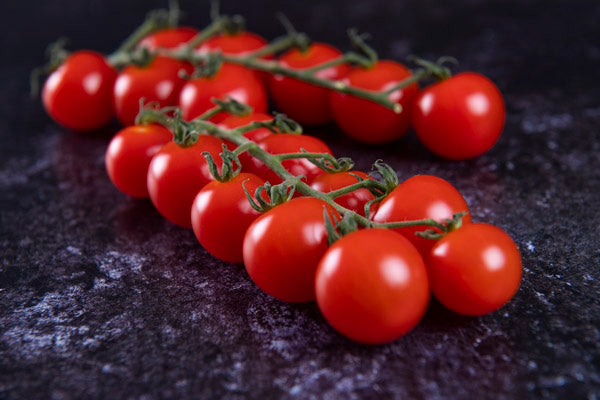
[37,4,521,345]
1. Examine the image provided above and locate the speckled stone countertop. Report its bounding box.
[1,1,599,399]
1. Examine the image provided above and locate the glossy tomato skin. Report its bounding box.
[42,50,117,132]
[427,223,522,316]
[138,27,199,51]
[315,228,429,344]
[105,124,172,198]
[373,175,471,257]
[310,171,376,217]
[114,56,193,126]
[245,134,333,185]
[218,112,274,168]
[191,173,265,263]
[179,63,268,123]
[330,60,419,144]
[243,197,340,302]
[268,43,350,125]
[197,31,269,56]
[412,72,506,160]
[147,135,224,228]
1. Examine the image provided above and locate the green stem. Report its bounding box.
[383,68,430,95]
[326,179,386,199]
[244,35,296,59]
[183,18,227,51]
[274,152,337,162]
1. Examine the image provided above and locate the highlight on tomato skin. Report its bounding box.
[105,124,173,198]
[315,228,430,345]
[427,223,522,316]
[137,27,200,51]
[42,50,117,132]
[242,197,341,303]
[411,72,506,160]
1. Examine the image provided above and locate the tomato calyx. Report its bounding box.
[202,144,243,183]
[406,55,457,81]
[414,211,470,240]
[323,212,360,246]
[243,179,298,213]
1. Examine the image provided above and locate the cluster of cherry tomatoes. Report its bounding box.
[40,17,521,344]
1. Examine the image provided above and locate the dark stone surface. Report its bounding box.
[1,0,599,399]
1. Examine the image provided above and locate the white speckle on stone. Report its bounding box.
[526,241,535,252]
[66,246,82,256]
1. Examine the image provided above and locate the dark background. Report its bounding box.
[1,0,599,399]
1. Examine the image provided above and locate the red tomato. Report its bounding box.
[218,112,274,168]
[138,27,199,51]
[315,228,429,344]
[244,133,333,185]
[329,60,419,144]
[42,50,116,132]
[411,72,506,160]
[427,223,522,316]
[310,171,376,217]
[113,56,192,126]
[197,31,269,56]
[147,135,224,228]
[373,175,471,257]
[178,63,267,123]
[268,42,350,125]
[243,197,340,302]
[105,124,172,198]
[191,173,265,263]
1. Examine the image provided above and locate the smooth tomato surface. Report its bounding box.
[191,173,265,263]
[147,135,224,228]
[138,27,199,51]
[315,228,429,344]
[197,31,269,56]
[427,223,522,316]
[42,50,116,132]
[310,170,376,217]
[179,63,267,123]
[105,124,172,198]
[114,56,193,126]
[373,175,471,257]
[412,72,505,160]
[268,42,350,125]
[245,134,333,185]
[330,60,418,144]
[243,197,340,302]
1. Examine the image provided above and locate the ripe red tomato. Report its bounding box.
[191,173,265,263]
[179,63,267,123]
[427,223,522,316]
[412,72,505,160]
[244,133,333,185]
[197,31,269,56]
[243,197,340,302]
[138,27,199,51]
[373,175,471,257]
[310,170,376,217]
[268,42,350,125]
[42,50,117,132]
[113,56,193,126]
[218,112,274,167]
[147,135,224,228]
[315,228,429,344]
[329,60,419,144]
[105,124,172,198]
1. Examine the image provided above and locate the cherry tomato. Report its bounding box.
[427,223,522,316]
[42,50,117,132]
[197,31,269,56]
[268,42,350,125]
[310,170,376,217]
[191,173,265,263]
[315,228,429,344]
[179,63,268,123]
[218,112,274,167]
[138,27,199,51]
[147,135,224,228]
[244,133,333,185]
[373,175,471,257]
[105,124,172,198]
[329,60,419,144]
[411,72,506,160]
[243,197,340,302]
[113,56,193,126]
